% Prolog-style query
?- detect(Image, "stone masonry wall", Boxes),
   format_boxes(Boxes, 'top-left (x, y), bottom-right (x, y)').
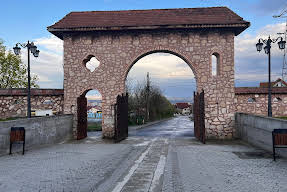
top-left (0, 115), bottom-right (73, 155)
top-left (63, 29), bottom-right (235, 139)
top-left (0, 89), bottom-right (64, 119)
top-left (235, 93), bottom-right (287, 117)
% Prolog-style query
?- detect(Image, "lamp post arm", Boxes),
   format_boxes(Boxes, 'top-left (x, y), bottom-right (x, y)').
top-left (15, 41), bottom-right (34, 49)
top-left (271, 37), bottom-right (284, 43)
top-left (258, 38), bottom-right (269, 45)
top-left (15, 42), bottom-right (28, 48)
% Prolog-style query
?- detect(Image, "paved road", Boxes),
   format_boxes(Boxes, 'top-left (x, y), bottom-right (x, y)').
top-left (1, 116), bottom-right (287, 192)
top-left (129, 116), bottom-right (194, 138)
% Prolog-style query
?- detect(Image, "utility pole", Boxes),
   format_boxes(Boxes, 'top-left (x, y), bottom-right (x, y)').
top-left (145, 72), bottom-right (150, 122)
top-left (274, 7), bottom-right (287, 81)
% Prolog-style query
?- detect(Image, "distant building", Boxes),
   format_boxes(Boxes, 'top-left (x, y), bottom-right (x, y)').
top-left (235, 79), bottom-right (287, 117)
top-left (87, 105), bottom-right (102, 119)
top-left (87, 105), bottom-right (102, 113)
top-left (259, 78), bottom-right (287, 88)
top-left (175, 102), bottom-right (192, 115)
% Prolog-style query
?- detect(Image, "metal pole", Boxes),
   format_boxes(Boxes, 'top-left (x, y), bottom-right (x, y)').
top-left (27, 41), bottom-right (31, 118)
top-left (268, 42), bottom-right (272, 117)
top-left (146, 72), bottom-right (150, 122)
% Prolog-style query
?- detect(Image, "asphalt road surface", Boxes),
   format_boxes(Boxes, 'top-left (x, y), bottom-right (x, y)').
top-left (129, 115), bottom-right (194, 138)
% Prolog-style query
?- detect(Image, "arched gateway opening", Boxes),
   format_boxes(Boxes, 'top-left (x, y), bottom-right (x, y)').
top-left (126, 52), bottom-right (196, 138)
top-left (76, 89), bottom-right (102, 139)
top-left (48, 7), bottom-right (249, 141)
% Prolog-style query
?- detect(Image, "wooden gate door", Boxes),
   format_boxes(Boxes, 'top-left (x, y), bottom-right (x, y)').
top-left (77, 95), bottom-right (87, 140)
top-left (114, 93), bottom-right (128, 142)
top-left (193, 90), bottom-right (205, 144)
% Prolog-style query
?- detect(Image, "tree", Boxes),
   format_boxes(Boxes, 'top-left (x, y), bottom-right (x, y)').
top-left (0, 39), bottom-right (39, 88)
top-left (126, 76), bottom-right (175, 125)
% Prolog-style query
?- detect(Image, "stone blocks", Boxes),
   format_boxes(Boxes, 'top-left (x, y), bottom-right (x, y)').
top-left (63, 30), bottom-right (236, 140)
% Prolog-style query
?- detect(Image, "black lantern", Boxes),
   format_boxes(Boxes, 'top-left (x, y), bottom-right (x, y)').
top-left (13, 45), bottom-right (21, 55)
top-left (30, 43), bottom-right (37, 54)
top-left (33, 50), bottom-right (40, 57)
top-left (278, 37), bottom-right (286, 50)
top-left (256, 40), bottom-right (263, 52)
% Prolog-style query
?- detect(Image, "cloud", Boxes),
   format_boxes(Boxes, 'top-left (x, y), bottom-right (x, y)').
top-left (19, 35), bottom-right (64, 88)
top-left (235, 23), bottom-right (286, 58)
top-left (86, 90), bottom-right (102, 100)
top-left (127, 53), bottom-right (196, 97)
top-left (128, 53), bottom-right (195, 81)
top-left (235, 22), bottom-right (287, 86)
top-left (86, 94), bottom-right (102, 100)
top-left (35, 35), bottom-right (63, 54)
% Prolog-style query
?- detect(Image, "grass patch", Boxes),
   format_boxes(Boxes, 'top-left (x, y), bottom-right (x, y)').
top-left (275, 116), bottom-right (287, 120)
top-left (87, 122), bottom-right (102, 132)
top-left (0, 117), bottom-right (19, 122)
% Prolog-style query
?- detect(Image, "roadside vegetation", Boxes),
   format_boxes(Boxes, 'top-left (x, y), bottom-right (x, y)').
top-left (275, 116), bottom-right (287, 120)
top-left (127, 77), bottom-right (175, 126)
top-left (0, 117), bottom-right (19, 122)
top-left (87, 122), bottom-right (102, 131)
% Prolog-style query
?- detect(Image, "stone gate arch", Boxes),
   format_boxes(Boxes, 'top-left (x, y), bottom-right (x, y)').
top-left (48, 7), bottom-right (250, 140)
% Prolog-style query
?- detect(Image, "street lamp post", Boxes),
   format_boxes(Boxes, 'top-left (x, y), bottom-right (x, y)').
top-left (13, 41), bottom-right (40, 118)
top-left (256, 36), bottom-right (286, 117)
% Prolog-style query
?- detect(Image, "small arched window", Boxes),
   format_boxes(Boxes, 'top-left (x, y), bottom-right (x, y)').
top-left (211, 53), bottom-right (220, 76)
top-left (83, 55), bottom-right (100, 72)
top-left (247, 98), bottom-right (256, 103)
top-left (43, 100), bottom-right (53, 105)
top-left (273, 97), bottom-right (282, 102)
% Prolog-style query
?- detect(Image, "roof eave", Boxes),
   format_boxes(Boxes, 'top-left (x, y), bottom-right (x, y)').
top-left (48, 22), bottom-right (250, 40)
top-left (235, 87), bottom-right (287, 95)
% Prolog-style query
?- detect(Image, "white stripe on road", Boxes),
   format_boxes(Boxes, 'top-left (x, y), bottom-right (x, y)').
top-left (149, 155), bottom-right (167, 192)
top-left (164, 138), bottom-right (168, 144)
top-left (111, 138), bottom-right (157, 192)
top-left (134, 141), bottom-right (150, 147)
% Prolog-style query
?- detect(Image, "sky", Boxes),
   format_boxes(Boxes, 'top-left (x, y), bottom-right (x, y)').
top-left (1, 0), bottom-right (287, 100)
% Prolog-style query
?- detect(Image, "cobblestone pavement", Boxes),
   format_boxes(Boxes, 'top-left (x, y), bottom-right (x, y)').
top-left (1, 116), bottom-right (287, 192)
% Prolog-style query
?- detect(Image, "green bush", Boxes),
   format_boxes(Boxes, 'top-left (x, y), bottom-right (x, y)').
top-left (87, 122), bottom-right (102, 132)
top-left (275, 116), bottom-right (287, 120)
top-left (0, 117), bottom-right (19, 122)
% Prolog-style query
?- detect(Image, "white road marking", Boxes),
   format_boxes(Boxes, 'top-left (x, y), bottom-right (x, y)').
top-left (58, 141), bottom-right (66, 144)
top-left (164, 139), bottom-right (168, 144)
top-left (134, 141), bottom-right (150, 147)
top-left (111, 138), bottom-right (157, 192)
top-left (149, 155), bottom-right (167, 192)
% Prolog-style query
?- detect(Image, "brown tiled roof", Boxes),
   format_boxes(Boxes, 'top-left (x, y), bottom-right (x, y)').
top-left (48, 7), bottom-right (250, 39)
top-left (235, 87), bottom-right (287, 94)
top-left (176, 102), bottom-right (191, 109)
top-left (0, 89), bottom-right (64, 96)
top-left (259, 78), bottom-right (287, 88)
top-left (87, 106), bottom-right (102, 111)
